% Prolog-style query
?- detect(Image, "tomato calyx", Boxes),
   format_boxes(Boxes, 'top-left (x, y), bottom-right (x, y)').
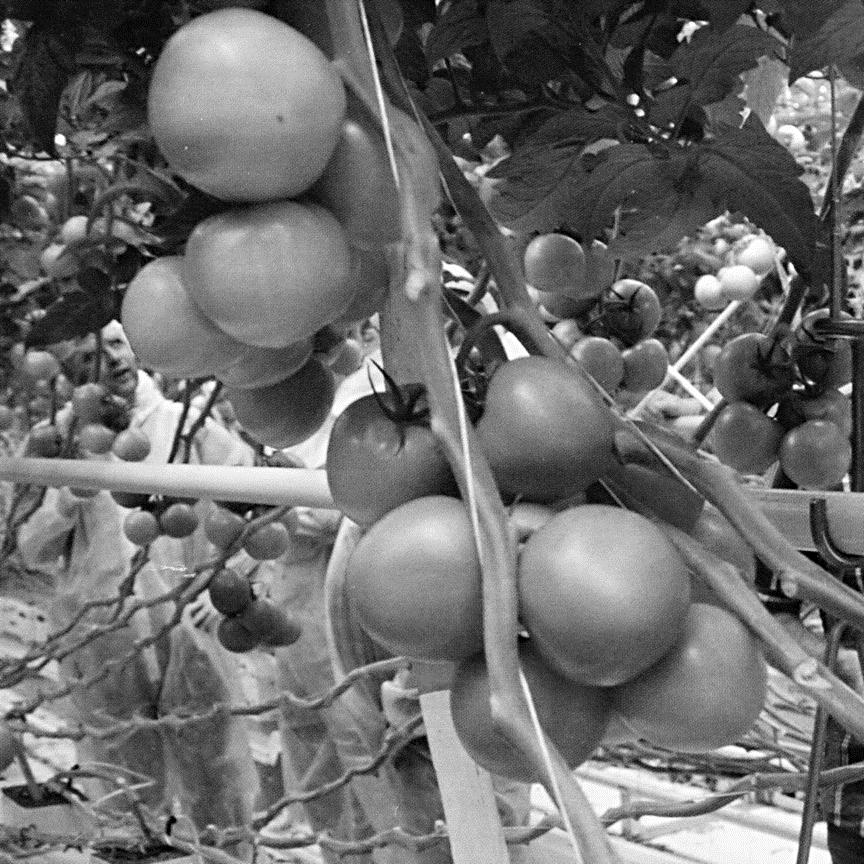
top-left (367, 360), bottom-right (430, 441)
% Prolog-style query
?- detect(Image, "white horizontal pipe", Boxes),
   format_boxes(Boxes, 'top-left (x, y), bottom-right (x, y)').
top-left (0, 458), bottom-right (335, 508)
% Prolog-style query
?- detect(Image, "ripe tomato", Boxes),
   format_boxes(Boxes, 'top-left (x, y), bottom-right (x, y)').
top-left (518, 505), bottom-right (691, 686)
top-left (620, 338), bottom-right (669, 393)
top-left (78, 423), bottom-right (117, 455)
top-left (713, 332), bottom-right (794, 407)
top-left (243, 521), bottom-right (291, 560)
top-left (183, 200), bottom-right (354, 349)
top-left (615, 603), bottom-right (767, 752)
top-left (218, 340), bottom-right (313, 390)
top-left (123, 510), bottom-right (161, 547)
top-left (712, 401), bottom-right (783, 475)
top-left (777, 388), bottom-right (852, 438)
top-left (148, 9), bottom-right (346, 202)
top-left (71, 383), bottom-right (108, 424)
top-left (779, 419), bottom-right (852, 490)
top-left (450, 643), bottom-right (613, 783)
top-left (208, 568), bottom-right (253, 616)
top-left (159, 502), bottom-right (199, 538)
top-left (693, 273), bottom-right (725, 310)
top-left (239, 600), bottom-right (303, 647)
top-left (217, 617), bottom-right (259, 652)
top-left (21, 350), bottom-right (60, 383)
top-left (332, 250), bottom-right (389, 327)
top-left (326, 392), bottom-right (456, 526)
top-left (735, 236), bottom-right (775, 276)
top-left (476, 356), bottom-right (617, 503)
top-left (121, 256), bottom-right (243, 378)
top-left (569, 336), bottom-right (624, 392)
top-left (601, 279), bottom-right (661, 346)
top-left (111, 428), bottom-right (151, 462)
top-left (346, 496), bottom-right (483, 661)
top-left (225, 356), bottom-right (335, 448)
top-left (204, 505), bottom-right (247, 550)
top-left (523, 233), bottom-right (590, 299)
top-left (311, 97), bottom-right (401, 250)
top-left (717, 264), bottom-right (760, 301)
top-left (688, 504), bottom-right (756, 585)
top-left (28, 425), bottom-right (63, 457)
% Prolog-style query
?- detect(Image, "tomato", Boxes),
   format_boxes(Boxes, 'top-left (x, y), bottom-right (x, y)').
top-left (159, 502), bottom-right (199, 538)
top-left (599, 462), bottom-right (705, 531)
top-left (777, 388), bottom-right (852, 438)
top-left (204, 505), bottom-right (247, 550)
top-left (208, 568), bottom-right (253, 616)
top-left (779, 419), bottom-right (852, 490)
top-left (332, 250), bottom-right (389, 327)
top-left (225, 356), bottom-right (335, 448)
top-left (0, 723), bottom-right (18, 772)
top-left (311, 96), bottom-right (401, 250)
top-left (21, 350), bottom-right (60, 383)
top-left (535, 289), bottom-right (596, 320)
top-left (550, 318), bottom-right (583, 350)
top-left (326, 392), bottom-right (456, 526)
top-left (600, 279), bottom-right (661, 346)
top-left (121, 256), bottom-right (243, 378)
top-left (218, 340), bottom-right (313, 390)
top-left (450, 643), bottom-right (613, 783)
top-left (123, 510), bottom-right (161, 547)
top-left (71, 383), bottom-right (109, 424)
top-left (620, 338), bottom-right (669, 393)
top-left (569, 336), bottom-right (624, 392)
top-left (243, 521), bottom-right (291, 560)
top-left (518, 505), bottom-right (691, 686)
top-left (688, 504), bottom-right (756, 585)
top-left (28, 425), bottom-right (62, 457)
top-left (476, 357), bottom-right (617, 503)
top-left (217, 617), bottom-right (259, 652)
top-left (713, 332), bottom-right (795, 407)
top-left (111, 428), bottom-right (151, 462)
top-left (523, 233), bottom-right (590, 298)
top-left (346, 496), bottom-right (483, 661)
top-left (735, 237), bottom-right (775, 276)
top-left (507, 502), bottom-right (556, 543)
top-left (148, 9), bottom-right (345, 202)
top-left (236, 598), bottom-right (302, 647)
top-left (614, 603), bottom-right (767, 752)
top-left (717, 264), bottom-right (760, 301)
top-left (78, 422), bottom-right (117, 455)
top-left (711, 401), bottom-right (783, 475)
top-left (183, 200), bottom-right (354, 349)
top-left (326, 338), bottom-right (364, 377)
top-left (693, 273), bottom-right (725, 311)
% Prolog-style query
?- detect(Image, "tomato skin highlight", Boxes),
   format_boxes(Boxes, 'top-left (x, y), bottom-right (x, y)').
top-left (451, 643), bottom-right (613, 782)
top-left (148, 9), bottom-right (346, 202)
top-left (346, 496), bottom-right (483, 661)
top-left (476, 356), bottom-right (617, 503)
top-left (326, 394), bottom-right (457, 526)
top-left (518, 505), bottom-right (691, 686)
top-left (184, 200), bottom-right (354, 349)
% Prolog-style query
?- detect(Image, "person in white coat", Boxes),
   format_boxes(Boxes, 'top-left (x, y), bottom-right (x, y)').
top-left (17, 321), bottom-right (259, 842)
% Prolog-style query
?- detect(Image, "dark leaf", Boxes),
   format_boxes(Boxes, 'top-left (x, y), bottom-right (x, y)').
top-left (11, 25), bottom-right (77, 153)
top-left (786, 0), bottom-right (864, 80)
top-left (76, 266), bottom-right (111, 297)
top-left (706, 0), bottom-right (754, 31)
top-left (672, 24), bottom-right (780, 108)
top-left (25, 288), bottom-right (114, 347)
top-left (425, 0), bottom-right (488, 65)
top-left (697, 117), bottom-right (821, 278)
top-left (486, 106), bottom-right (626, 233)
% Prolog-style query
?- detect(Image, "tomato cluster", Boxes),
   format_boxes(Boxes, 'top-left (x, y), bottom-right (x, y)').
top-left (525, 233), bottom-right (670, 398)
top-left (710, 310), bottom-right (852, 489)
top-left (122, 8), bottom-right (416, 450)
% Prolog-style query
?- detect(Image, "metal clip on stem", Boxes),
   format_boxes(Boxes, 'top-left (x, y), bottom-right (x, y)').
top-left (809, 498), bottom-right (864, 571)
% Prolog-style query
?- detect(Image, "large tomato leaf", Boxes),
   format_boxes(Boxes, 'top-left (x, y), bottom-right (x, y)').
top-left (486, 106), bottom-right (625, 233)
top-left (25, 287), bottom-right (115, 348)
top-left (669, 24), bottom-right (780, 108)
top-left (705, 1), bottom-right (756, 31)
top-left (785, 0), bottom-right (864, 80)
top-left (424, 0), bottom-right (488, 65)
top-left (696, 118), bottom-right (822, 278)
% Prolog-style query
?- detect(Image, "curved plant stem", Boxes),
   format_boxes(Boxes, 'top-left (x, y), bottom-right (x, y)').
top-left (666, 526), bottom-right (864, 742)
top-left (618, 426), bottom-right (864, 630)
